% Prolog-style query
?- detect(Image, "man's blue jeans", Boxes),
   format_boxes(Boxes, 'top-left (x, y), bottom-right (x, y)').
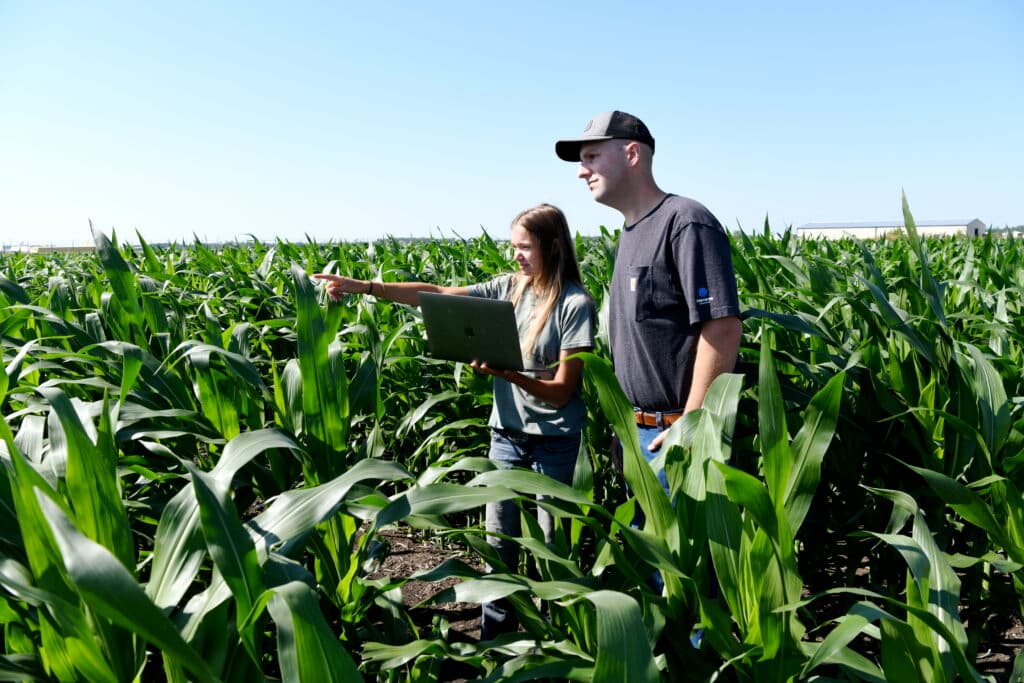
top-left (634, 424), bottom-right (669, 594)
top-left (637, 424), bottom-right (670, 493)
top-left (637, 420), bottom-right (711, 648)
top-left (480, 429), bottom-right (580, 640)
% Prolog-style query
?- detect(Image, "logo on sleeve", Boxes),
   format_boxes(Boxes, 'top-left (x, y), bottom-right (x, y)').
top-left (697, 286), bottom-right (714, 306)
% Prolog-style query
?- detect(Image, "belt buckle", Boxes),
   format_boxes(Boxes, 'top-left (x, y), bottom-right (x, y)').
top-left (635, 408), bottom-right (679, 429)
top-left (634, 410), bottom-right (658, 428)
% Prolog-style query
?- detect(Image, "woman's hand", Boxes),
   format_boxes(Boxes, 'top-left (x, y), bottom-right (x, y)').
top-left (469, 360), bottom-right (509, 379)
top-left (470, 361), bottom-right (524, 388)
top-left (313, 273), bottom-right (366, 301)
top-left (470, 350), bottom-right (585, 408)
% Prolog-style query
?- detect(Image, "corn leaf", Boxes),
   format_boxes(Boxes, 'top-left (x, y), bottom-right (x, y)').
top-left (186, 463), bottom-right (265, 645)
top-left (784, 370), bottom-right (845, 534)
top-left (580, 590), bottom-right (659, 683)
top-left (961, 342), bottom-right (1011, 458)
top-left (290, 264), bottom-right (349, 471)
top-left (267, 580), bottom-right (362, 682)
top-left (148, 428), bottom-right (304, 609)
top-left (2, 451), bottom-right (111, 682)
top-left (758, 330), bottom-right (792, 508)
top-left (251, 457), bottom-right (410, 556)
top-left (900, 192), bottom-right (948, 327)
top-left (91, 224), bottom-right (147, 346)
top-left (35, 491), bottom-right (216, 683)
top-left (579, 352), bottom-right (675, 539)
top-left (38, 387), bottom-right (134, 569)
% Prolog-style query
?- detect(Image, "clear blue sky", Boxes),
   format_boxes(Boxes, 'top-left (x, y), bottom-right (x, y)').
top-left (2, 1), bottom-right (1021, 247)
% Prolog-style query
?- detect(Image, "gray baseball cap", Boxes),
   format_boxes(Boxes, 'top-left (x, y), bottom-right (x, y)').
top-left (555, 111), bottom-right (655, 162)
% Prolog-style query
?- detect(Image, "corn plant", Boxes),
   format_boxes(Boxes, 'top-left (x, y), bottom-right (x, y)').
top-left (2, 206), bottom-right (1022, 681)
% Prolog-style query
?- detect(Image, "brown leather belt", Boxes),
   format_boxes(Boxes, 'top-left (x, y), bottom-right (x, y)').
top-left (634, 410), bottom-right (683, 428)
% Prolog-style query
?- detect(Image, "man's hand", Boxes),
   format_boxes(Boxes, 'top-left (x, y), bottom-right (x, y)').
top-left (648, 430), bottom-right (667, 452)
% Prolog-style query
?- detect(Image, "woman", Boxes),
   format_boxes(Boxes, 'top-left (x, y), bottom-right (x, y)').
top-left (315, 203), bottom-right (594, 638)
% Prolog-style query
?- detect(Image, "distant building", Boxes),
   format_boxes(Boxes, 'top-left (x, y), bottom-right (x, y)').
top-left (796, 219), bottom-right (988, 240)
top-left (0, 244), bottom-right (94, 254)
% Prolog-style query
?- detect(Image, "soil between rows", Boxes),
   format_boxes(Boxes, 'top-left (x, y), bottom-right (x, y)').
top-left (369, 527), bottom-right (1022, 682)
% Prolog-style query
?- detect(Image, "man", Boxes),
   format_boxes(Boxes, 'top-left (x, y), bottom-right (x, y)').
top-left (555, 110), bottom-right (742, 477)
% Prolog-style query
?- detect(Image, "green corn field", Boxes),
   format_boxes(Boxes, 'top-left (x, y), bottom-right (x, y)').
top-left (1, 197), bottom-right (1022, 682)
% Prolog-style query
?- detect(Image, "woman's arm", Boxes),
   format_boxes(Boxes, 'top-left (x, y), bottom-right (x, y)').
top-left (313, 273), bottom-right (468, 306)
top-left (472, 346), bottom-right (589, 408)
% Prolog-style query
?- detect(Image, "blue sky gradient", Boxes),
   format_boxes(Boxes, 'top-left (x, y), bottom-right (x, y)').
top-left (2, 1), bottom-right (1021, 246)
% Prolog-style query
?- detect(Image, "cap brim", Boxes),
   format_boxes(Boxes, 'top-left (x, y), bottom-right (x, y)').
top-left (555, 136), bottom-right (612, 162)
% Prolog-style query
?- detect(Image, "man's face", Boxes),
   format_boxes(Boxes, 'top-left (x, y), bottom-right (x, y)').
top-left (577, 139), bottom-right (628, 207)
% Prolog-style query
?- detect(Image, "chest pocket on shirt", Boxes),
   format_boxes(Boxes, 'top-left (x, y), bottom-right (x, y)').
top-left (630, 265), bottom-right (684, 322)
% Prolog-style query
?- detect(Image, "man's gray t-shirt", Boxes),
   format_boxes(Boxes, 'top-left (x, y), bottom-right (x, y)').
top-left (467, 274), bottom-right (594, 435)
top-left (609, 194), bottom-right (741, 411)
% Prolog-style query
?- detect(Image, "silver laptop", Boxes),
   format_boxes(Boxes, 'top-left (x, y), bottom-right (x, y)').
top-left (419, 292), bottom-right (542, 371)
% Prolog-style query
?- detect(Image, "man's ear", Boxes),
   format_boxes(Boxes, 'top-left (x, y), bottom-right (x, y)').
top-left (624, 141), bottom-right (642, 166)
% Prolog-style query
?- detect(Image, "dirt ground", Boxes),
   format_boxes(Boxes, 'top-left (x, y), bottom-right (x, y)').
top-left (372, 528), bottom-right (484, 642)
top-left (976, 616), bottom-right (1024, 679)
top-left (371, 527), bottom-right (1022, 682)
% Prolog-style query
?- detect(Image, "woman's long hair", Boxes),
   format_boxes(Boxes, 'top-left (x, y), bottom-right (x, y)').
top-left (508, 203), bottom-right (590, 358)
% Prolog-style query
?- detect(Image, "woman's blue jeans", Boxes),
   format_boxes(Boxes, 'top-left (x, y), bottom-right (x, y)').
top-left (480, 429), bottom-right (580, 640)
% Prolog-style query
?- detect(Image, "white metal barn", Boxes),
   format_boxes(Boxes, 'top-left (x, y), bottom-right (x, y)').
top-left (796, 219), bottom-right (988, 240)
